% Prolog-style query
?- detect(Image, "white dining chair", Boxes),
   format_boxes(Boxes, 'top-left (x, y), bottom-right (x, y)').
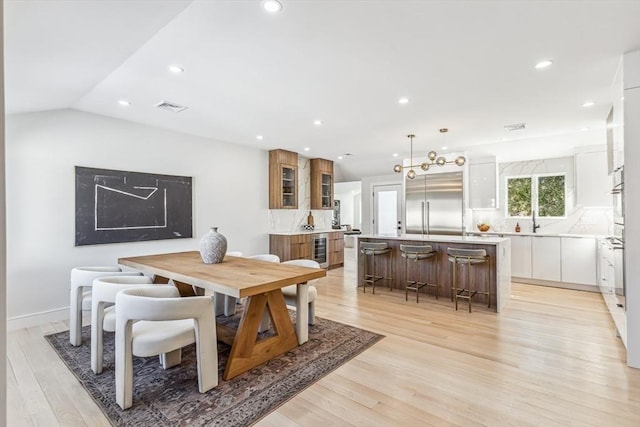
top-left (90, 275), bottom-right (156, 374)
top-left (69, 266), bottom-right (142, 346)
top-left (281, 259), bottom-right (320, 325)
top-left (115, 286), bottom-right (217, 410)
top-left (247, 254), bottom-right (281, 263)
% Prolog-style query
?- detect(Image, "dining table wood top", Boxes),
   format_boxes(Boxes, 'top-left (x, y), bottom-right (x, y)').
top-left (118, 251), bottom-right (326, 298)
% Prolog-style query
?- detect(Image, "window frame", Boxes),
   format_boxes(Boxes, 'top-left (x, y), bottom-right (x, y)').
top-left (505, 172), bottom-right (567, 219)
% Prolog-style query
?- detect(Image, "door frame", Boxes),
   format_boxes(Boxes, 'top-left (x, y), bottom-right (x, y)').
top-left (372, 183), bottom-right (402, 236)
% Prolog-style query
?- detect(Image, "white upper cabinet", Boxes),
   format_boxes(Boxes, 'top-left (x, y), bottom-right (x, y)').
top-left (575, 150), bottom-right (612, 207)
top-left (469, 157), bottom-right (498, 209)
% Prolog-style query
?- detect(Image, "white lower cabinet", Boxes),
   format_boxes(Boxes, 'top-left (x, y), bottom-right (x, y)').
top-left (510, 235), bottom-right (532, 278)
top-left (561, 237), bottom-right (597, 285)
top-left (531, 236), bottom-right (561, 282)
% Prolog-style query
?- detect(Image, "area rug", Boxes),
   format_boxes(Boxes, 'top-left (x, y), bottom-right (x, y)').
top-left (45, 313), bottom-right (383, 426)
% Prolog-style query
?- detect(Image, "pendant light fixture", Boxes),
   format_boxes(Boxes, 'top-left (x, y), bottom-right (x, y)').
top-left (393, 129), bottom-right (466, 179)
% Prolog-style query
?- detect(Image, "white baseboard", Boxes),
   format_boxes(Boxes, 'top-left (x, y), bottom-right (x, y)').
top-left (8, 307), bottom-right (68, 331)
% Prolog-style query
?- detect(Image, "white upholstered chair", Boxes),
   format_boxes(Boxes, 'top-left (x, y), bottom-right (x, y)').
top-left (91, 275), bottom-right (155, 374)
top-left (247, 254), bottom-right (281, 263)
top-left (281, 259), bottom-right (320, 325)
top-left (115, 286), bottom-right (217, 410)
top-left (69, 266), bottom-right (142, 346)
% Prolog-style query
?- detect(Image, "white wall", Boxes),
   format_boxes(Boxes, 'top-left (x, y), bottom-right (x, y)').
top-left (360, 174), bottom-right (402, 234)
top-left (623, 49), bottom-right (640, 368)
top-left (1, 1), bottom-right (7, 420)
top-left (471, 155), bottom-right (612, 235)
top-left (334, 181), bottom-right (361, 229)
top-left (6, 109), bottom-right (269, 328)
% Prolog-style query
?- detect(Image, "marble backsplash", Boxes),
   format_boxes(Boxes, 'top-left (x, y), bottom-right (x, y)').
top-left (268, 156), bottom-right (335, 233)
top-left (470, 156), bottom-right (613, 236)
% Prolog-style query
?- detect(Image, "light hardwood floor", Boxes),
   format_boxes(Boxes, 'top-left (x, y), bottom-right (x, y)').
top-left (8, 248), bottom-right (640, 426)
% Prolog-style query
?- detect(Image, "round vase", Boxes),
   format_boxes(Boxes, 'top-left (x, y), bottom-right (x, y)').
top-left (199, 227), bottom-right (227, 264)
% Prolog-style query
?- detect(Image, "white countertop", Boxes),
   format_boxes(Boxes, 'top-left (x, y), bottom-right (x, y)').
top-left (465, 231), bottom-right (601, 239)
top-left (358, 233), bottom-right (509, 245)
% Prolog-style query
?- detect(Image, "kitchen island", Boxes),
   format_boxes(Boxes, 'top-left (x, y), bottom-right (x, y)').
top-left (357, 234), bottom-right (511, 312)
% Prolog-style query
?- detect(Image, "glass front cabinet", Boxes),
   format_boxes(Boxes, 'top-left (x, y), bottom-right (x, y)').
top-left (311, 158), bottom-right (334, 210)
top-left (269, 149), bottom-right (298, 209)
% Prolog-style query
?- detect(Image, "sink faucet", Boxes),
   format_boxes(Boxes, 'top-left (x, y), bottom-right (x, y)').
top-left (532, 211), bottom-right (541, 233)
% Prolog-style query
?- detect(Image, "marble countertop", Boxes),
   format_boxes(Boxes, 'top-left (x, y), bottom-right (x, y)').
top-left (465, 231), bottom-right (602, 238)
top-left (358, 233), bottom-right (509, 245)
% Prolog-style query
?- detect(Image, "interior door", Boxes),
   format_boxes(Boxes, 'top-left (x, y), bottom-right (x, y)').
top-left (373, 184), bottom-right (402, 236)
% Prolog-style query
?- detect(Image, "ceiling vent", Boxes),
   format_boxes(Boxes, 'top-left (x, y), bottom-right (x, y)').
top-left (504, 123), bottom-right (526, 131)
top-left (154, 100), bottom-right (188, 113)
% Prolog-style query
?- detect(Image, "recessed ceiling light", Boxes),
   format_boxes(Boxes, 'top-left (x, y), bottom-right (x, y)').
top-left (392, 153), bottom-right (399, 157)
top-left (118, 100), bottom-right (130, 106)
top-left (337, 156), bottom-right (344, 160)
top-left (441, 146), bottom-right (448, 151)
top-left (168, 65), bottom-right (184, 73)
top-left (304, 147), bottom-right (310, 151)
top-left (398, 97), bottom-right (409, 104)
top-left (313, 120), bottom-right (323, 126)
top-left (582, 101), bottom-right (595, 107)
top-left (580, 127), bottom-right (589, 132)
top-left (256, 135), bottom-right (264, 140)
top-left (263, 0), bottom-right (282, 13)
top-left (535, 60), bottom-right (553, 69)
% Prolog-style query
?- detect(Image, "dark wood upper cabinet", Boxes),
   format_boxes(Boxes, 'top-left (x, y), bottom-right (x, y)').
top-left (310, 158), bottom-right (333, 210)
top-left (269, 149), bottom-right (298, 209)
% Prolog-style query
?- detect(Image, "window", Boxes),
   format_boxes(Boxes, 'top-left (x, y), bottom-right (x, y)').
top-left (506, 174), bottom-right (565, 218)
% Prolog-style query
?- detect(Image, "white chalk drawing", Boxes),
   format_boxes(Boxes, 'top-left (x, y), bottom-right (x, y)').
top-left (94, 184), bottom-right (167, 230)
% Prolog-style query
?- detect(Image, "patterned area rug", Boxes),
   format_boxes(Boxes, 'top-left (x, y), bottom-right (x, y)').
top-left (46, 313), bottom-right (383, 426)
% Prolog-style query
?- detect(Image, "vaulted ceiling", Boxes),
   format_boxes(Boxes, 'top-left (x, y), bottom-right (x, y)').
top-left (5, 0), bottom-right (640, 180)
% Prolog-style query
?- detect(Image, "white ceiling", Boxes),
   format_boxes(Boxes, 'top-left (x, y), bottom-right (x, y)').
top-left (5, 0), bottom-right (640, 181)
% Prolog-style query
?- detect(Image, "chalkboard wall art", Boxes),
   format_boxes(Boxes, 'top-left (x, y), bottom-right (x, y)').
top-left (75, 166), bottom-right (193, 246)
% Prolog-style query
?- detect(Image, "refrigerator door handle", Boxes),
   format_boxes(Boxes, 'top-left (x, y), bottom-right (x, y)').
top-left (426, 201), bottom-right (430, 234)
top-left (421, 201), bottom-right (425, 234)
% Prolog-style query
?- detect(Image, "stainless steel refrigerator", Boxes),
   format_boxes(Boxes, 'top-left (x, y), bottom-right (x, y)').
top-left (405, 171), bottom-right (464, 235)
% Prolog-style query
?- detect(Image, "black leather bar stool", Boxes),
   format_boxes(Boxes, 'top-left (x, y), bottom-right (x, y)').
top-left (447, 248), bottom-right (490, 312)
top-left (360, 242), bottom-right (393, 294)
top-left (399, 244), bottom-right (439, 302)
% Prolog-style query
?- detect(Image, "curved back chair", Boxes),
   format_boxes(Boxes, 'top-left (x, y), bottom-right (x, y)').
top-left (399, 244), bottom-right (439, 302)
top-left (359, 242), bottom-right (393, 294)
top-left (115, 286), bottom-right (217, 410)
top-left (447, 248), bottom-right (490, 312)
top-left (246, 254), bottom-right (281, 263)
top-left (69, 266), bottom-right (142, 346)
top-left (90, 275), bottom-right (154, 374)
top-left (281, 259), bottom-right (321, 325)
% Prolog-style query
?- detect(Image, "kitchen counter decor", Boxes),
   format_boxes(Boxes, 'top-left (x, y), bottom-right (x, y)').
top-left (199, 227), bottom-right (227, 264)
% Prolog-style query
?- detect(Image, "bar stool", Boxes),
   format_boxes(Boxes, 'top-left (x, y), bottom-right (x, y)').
top-left (400, 244), bottom-right (439, 302)
top-left (360, 242), bottom-right (393, 294)
top-left (447, 248), bottom-right (490, 312)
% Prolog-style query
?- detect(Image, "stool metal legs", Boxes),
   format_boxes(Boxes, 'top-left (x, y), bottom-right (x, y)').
top-left (362, 251), bottom-right (393, 294)
top-left (450, 256), bottom-right (490, 313)
top-left (404, 255), bottom-right (439, 302)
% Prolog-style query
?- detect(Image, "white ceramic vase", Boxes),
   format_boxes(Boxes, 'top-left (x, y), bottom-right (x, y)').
top-left (199, 227), bottom-right (227, 264)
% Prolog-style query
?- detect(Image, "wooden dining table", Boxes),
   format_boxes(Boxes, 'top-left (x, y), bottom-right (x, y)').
top-left (118, 251), bottom-right (326, 380)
